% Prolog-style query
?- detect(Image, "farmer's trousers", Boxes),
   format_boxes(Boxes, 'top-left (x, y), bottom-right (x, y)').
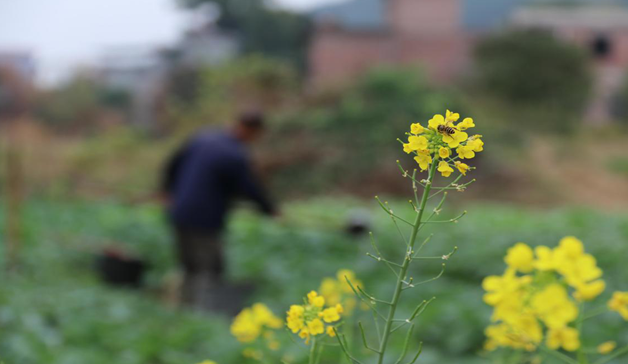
top-left (174, 228), bottom-right (224, 310)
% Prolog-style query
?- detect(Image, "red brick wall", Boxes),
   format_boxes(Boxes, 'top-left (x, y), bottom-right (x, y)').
top-left (388, 0), bottom-right (461, 36)
top-left (309, 29), bottom-right (396, 88)
top-left (308, 0), bottom-right (469, 88)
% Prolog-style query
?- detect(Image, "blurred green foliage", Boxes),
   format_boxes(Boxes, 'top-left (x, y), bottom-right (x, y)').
top-left (264, 67), bottom-right (459, 196)
top-left (606, 155), bottom-right (628, 177)
top-left (178, 0), bottom-right (311, 70)
top-left (35, 76), bottom-right (131, 133)
top-left (474, 30), bottom-right (593, 132)
top-left (164, 56), bottom-right (298, 134)
top-left (1, 198), bottom-right (627, 363)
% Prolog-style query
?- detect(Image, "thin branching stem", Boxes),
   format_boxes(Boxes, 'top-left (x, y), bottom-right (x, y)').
top-left (405, 342), bottom-right (424, 364)
top-left (345, 276), bottom-right (388, 321)
top-left (423, 210), bottom-right (467, 224)
top-left (390, 215), bottom-right (409, 246)
top-left (376, 161), bottom-right (438, 364)
top-left (369, 234), bottom-right (401, 278)
top-left (366, 253), bottom-right (403, 268)
top-left (428, 174), bottom-right (463, 199)
top-left (335, 330), bottom-right (365, 364)
top-left (540, 345), bottom-right (579, 364)
top-left (372, 310), bottom-right (382, 342)
top-left (413, 264), bottom-right (446, 286)
top-left (394, 324), bottom-right (415, 364)
top-left (359, 322), bottom-right (380, 353)
top-left (357, 285), bottom-right (392, 305)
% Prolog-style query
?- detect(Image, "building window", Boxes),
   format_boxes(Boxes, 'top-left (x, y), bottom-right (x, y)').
top-left (591, 35), bottom-right (612, 59)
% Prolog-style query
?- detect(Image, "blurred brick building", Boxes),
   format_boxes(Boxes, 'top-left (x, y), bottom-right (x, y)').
top-left (511, 4), bottom-right (628, 122)
top-left (308, 0), bottom-right (628, 121)
top-left (309, 0), bottom-right (474, 87)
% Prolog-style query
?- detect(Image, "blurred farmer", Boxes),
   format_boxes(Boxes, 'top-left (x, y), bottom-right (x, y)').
top-left (162, 111), bottom-right (276, 310)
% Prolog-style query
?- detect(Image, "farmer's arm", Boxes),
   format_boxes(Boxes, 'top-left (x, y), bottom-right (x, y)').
top-left (234, 157), bottom-right (276, 216)
top-left (161, 145), bottom-right (187, 201)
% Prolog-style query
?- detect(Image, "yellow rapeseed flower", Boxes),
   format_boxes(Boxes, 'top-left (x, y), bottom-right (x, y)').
top-left (469, 137), bottom-right (483, 152)
top-left (243, 348), bottom-right (263, 360)
top-left (442, 130), bottom-right (468, 148)
top-left (573, 280), bottom-right (606, 301)
top-left (546, 326), bottom-right (580, 352)
top-left (446, 109), bottom-right (460, 122)
top-left (308, 291), bottom-right (325, 307)
top-left (411, 123), bottom-right (424, 134)
top-left (531, 284), bottom-right (578, 329)
top-left (407, 135), bottom-right (428, 151)
top-left (299, 328), bottom-right (310, 344)
top-left (320, 307), bottom-right (341, 323)
top-left (608, 291), bottom-right (628, 320)
top-left (288, 290), bottom-right (344, 344)
top-left (597, 341), bottom-right (616, 354)
top-left (457, 117), bottom-right (475, 130)
top-left (482, 268), bottom-right (531, 308)
top-left (437, 161), bottom-right (454, 177)
top-left (197, 361), bottom-right (217, 364)
top-left (307, 318), bottom-right (325, 335)
top-left (414, 152), bottom-right (432, 171)
top-left (454, 161), bottom-right (469, 175)
top-left (534, 246), bottom-right (556, 271)
top-left (504, 243), bottom-right (535, 273)
top-left (456, 145), bottom-right (475, 159)
top-left (428, 114), bottom-right (446, 130)
top-left (402, 110), bottom-right (483, 177)
top-left (483, 237), bottom-right (616, 354)
top-left (319, 270), bottom-right (361, 314)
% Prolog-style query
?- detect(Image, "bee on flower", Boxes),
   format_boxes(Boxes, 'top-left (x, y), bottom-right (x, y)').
top-left (401, 110), bottom-right (483, 177)
top-left (286, 290), bottom-right (343, 345)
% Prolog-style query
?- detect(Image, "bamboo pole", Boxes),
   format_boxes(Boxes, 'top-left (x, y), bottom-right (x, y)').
top-left (3, 121), bottom-right (25, 273)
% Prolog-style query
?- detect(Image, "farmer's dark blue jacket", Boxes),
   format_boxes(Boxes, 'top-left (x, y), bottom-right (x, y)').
top-left (163, 129), bottom-right (274, 231)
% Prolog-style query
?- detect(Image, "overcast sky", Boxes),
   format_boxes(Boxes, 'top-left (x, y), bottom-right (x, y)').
top-left (0, 0), bottom-right (344, 85)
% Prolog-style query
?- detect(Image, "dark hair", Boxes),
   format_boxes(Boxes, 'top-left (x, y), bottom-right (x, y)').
top-left (238, 110), bottom-right (265, 130)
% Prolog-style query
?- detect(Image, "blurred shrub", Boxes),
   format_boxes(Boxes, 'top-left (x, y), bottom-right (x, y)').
top-left (263, 67), bottom-right (459, 196)
top-left (606, 155), bottom-right (628, 177)
top-left (35, 76), bottom-right (131, 133)
top-left (163, 55), bottom-right (299, 134)
top-left (179, 0), bottom-right (311, 71)
top-left (474, 30), bottom-right (592, 131)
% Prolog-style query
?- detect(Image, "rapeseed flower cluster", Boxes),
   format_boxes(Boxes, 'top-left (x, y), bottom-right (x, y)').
top-left (230, 303), bottom-right (283, 359)
top-left (286, 291), bottom-right (343, 344)
top-left (609, 291), bottom-right (628, 320)
top-left (402, 110), bottom-right (483, 177)
top-left (483, 237), bottom-right (606, 352)
top-left (319, 269), bottom-right (363, 314)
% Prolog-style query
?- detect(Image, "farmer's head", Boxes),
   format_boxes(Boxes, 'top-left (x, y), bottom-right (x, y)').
top-left (232, 109), bottom-right (265, 143)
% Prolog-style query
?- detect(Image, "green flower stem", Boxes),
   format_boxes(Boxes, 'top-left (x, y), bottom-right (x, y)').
top-left (578, 306), bottom-right (609, 322)
top-left (309, 338), bottom-right (317, 364)
top-left (376, 160), bottom-right (438, 364)
top-left (594, 345), bottom-right (628, 364)
top-left (577, 302), bottom-right (589, 364)
top-left (540, 345), bottom-right (579, 364)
